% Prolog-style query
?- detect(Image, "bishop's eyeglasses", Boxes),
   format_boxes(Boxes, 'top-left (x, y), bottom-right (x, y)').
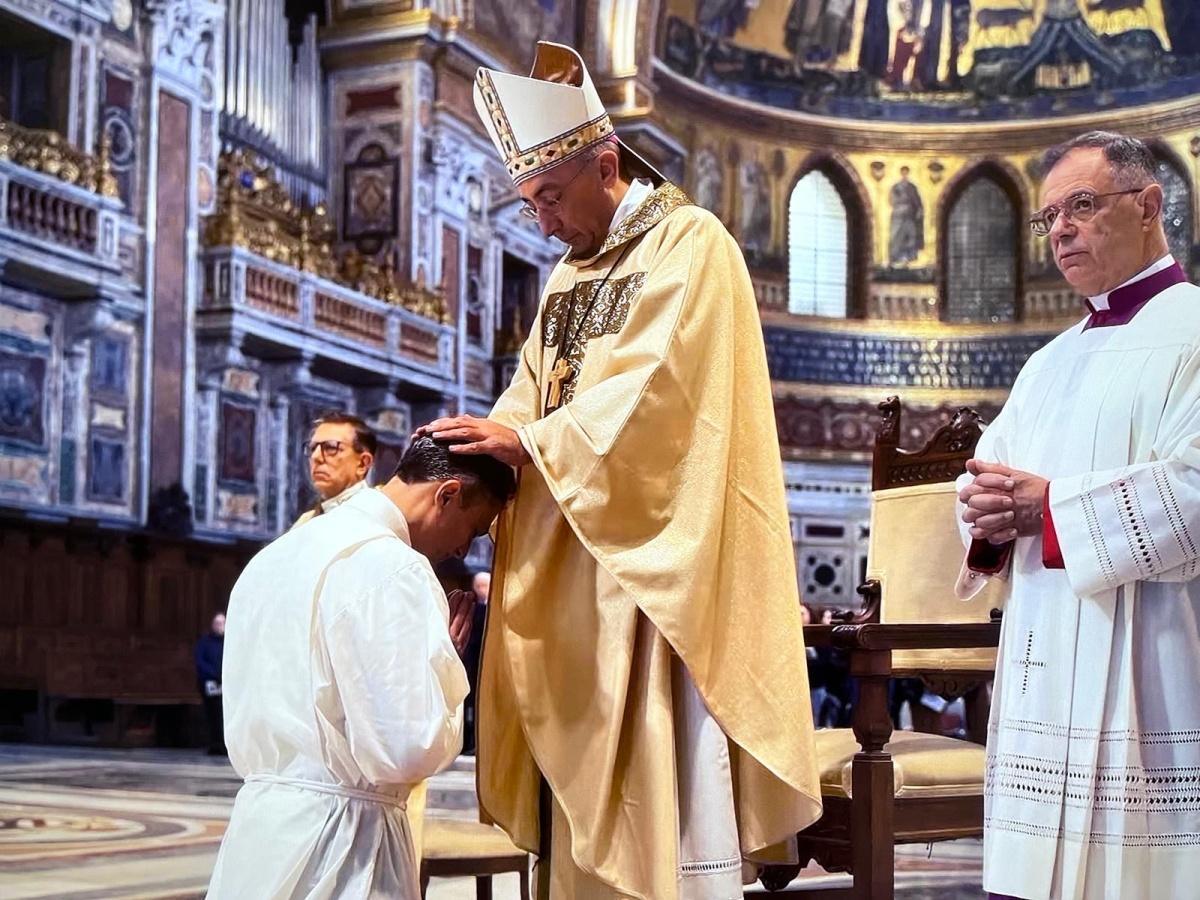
top-left (1028, 188), bottom-right (1143, 236)
top-left (518, 157), bottom-right (591, 221)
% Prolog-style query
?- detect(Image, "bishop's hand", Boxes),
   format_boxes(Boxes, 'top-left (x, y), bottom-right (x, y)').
top-left (958, 458), bottom-right (1049, 545)
top-left (414, 416), bottom-right (532, 468)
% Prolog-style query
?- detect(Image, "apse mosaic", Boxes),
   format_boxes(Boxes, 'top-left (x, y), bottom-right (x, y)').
top-left (662, 0), bottom-right (1200, 121)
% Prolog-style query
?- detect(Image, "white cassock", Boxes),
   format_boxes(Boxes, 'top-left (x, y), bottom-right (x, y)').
top-left (291, 478), bottom-right (368, 529)
top-left (207, 487), bottom-right (468, 900)
top-left (957, 256), bottom-right (1200, 900)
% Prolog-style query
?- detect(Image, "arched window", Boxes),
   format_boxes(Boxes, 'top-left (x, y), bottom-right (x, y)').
top-left (944, 176), bottom-right (1018, 323)
top-left (1154, 154), bottom-right (1192, 268)
top-left (789, 170), bottom-right (849, 317)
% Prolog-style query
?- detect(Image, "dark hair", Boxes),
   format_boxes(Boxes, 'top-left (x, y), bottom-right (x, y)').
top-left (394, 436), bottom-right (516, 505)
top-left (585, 136), bottom-right (635, 182)
top-left (311, 411), bottom-right (377, 456)
top-left (1042, 131), bottom-right (1158, 188)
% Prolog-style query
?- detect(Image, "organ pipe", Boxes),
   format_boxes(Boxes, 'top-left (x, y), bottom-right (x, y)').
top-left (221, 1), bottom-right (325, 203)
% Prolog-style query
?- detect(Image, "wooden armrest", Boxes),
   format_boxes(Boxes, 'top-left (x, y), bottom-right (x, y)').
top-left (801, 624), bottom-right (836, 647)
top-left (830, 622), bottom-right (1000, 652)
top-left (802, 621), bottom-right (1000, 651)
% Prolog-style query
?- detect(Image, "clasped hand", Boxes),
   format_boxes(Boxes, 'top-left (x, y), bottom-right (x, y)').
top-left (446, 589), bottom-right (475, 656)
top-left (957, 459), bottom-right (1048, 546)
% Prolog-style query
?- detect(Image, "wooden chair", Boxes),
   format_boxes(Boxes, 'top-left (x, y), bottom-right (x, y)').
top-left (419, 817), bottom-right (531, 900)
top-left (756, 397), bottom-right (1005, 900)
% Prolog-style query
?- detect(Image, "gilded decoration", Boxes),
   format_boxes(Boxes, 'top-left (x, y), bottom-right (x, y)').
top-left (540, 271), bottom-right (645, 406)
top-left (590, 182), bottom-right (693, 259)
top-left (0, 119), bottom-right (119, 198)
top-left (203, 151), bottom-right (448, 322)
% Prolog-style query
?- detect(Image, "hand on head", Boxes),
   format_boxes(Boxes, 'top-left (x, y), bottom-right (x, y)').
top-left (958, 459), bottom-right (1049, 545)
top-left (384, 437), bottom-right (517, 563)
top-left (412, 416), bottom-right (531, 468)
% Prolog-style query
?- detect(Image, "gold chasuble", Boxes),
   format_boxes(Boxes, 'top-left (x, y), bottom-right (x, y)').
top-left (479, 183), bottom-right (822, 898)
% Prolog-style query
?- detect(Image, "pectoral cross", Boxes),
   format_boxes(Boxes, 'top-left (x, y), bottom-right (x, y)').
top-left (546, 357), bottom-right (573, 411)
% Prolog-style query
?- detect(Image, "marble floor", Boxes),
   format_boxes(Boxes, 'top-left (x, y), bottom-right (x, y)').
top-left (0, 743), bottom-right (985, 898)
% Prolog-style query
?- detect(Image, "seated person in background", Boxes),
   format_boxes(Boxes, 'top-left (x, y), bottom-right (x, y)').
top-left (292, 412), bottom-right (376, 528)
top-left (207, 437), bottom-right (516, 900)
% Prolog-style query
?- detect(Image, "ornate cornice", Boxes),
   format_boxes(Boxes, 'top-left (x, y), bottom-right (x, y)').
top-left (652, 60), bottom-right (1200, 155)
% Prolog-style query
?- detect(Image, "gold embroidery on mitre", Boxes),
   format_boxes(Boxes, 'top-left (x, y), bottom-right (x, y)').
top-left (475, 70), bottom-right (517, 160)
top-left (474, 70), bottom-right (614, 185)
top-left (541, 271), bottom-right (646, 408)
top-left (509, 115), bottom-right (614, 184)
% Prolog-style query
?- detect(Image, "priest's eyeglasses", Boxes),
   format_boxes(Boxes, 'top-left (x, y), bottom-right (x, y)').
top-left (303, 439), bottom-right (348, 459)
top-left (518, 158), bottom-right (590, 221)
top-left (1028, 189), bottom-right (1143, 236)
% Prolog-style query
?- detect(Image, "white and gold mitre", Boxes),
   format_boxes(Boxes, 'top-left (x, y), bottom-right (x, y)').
top-left (473, 42), bottom-right (660, 186)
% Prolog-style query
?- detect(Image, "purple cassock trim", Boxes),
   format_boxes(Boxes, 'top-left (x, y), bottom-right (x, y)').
top-left (1083, 262), bottom-right (1187, 330)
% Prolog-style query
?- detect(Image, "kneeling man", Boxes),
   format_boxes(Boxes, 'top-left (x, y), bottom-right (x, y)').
top-left (207, 437), bottom-right (515, 899)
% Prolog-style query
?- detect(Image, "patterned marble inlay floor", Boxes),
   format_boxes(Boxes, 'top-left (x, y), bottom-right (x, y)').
top-left (0, 744), bottom-right (985, 898)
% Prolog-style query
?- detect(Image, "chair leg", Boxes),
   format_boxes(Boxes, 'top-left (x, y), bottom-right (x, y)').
top-left (519, 862), bottom-right (532, 900)
top-left (965, 682), bottom-right (992, 746)
top-left (851, 752), bottom-right (895, 900)
top-left (420, 872), bottom-right (430, 900)
top-left (475, 874), bottom-right (493, 900)
top-left (850, 650), bottom-right (895, 900)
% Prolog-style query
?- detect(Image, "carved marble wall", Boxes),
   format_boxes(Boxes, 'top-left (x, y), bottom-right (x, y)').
top-left (0, 287), bottom-right (141, 519)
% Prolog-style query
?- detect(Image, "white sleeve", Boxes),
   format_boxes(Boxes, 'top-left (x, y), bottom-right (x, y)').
top-left (319, 559), bottom-right (469, 785)
top-left (1050, 346), bottom-right (1200, 597)
top-left (1050, 452), bottom-right (1200, 596)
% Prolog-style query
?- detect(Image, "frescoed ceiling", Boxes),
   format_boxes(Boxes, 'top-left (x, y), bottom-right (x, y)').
top-left (659, 0), bottom-right (1200, 121)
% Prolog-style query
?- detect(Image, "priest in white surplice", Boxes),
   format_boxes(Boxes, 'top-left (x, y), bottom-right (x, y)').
top-left (957, 131), bottom-right (1200, 900)
top-left (206, 438), bottom-right (515, 900)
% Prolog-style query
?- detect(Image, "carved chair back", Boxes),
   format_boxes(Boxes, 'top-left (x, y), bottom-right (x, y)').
top-left (864, 396), bottom-right (1005, 674)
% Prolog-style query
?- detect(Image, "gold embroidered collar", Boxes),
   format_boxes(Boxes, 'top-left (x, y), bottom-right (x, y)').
top-left (566, 182), bottom-right (693, 266)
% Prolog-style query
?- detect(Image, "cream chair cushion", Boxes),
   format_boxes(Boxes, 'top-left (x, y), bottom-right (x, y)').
top-left (815, 728), bottom-right (985, 799)
top-left (868, 482), bottom-right (1006, 672)
top-left (422, 818), bottom-right (527, 861)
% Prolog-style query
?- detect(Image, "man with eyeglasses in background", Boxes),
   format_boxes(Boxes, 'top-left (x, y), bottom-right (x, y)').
top-left (955, 131), bottom-right (1200, 899)
top-left (293, 412), bottom-right (377, 529)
